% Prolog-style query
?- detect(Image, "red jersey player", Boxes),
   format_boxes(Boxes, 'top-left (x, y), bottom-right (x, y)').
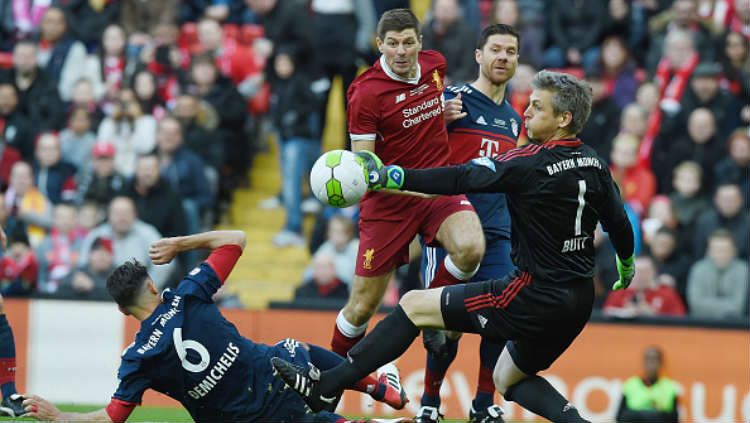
top-left (331, 9), bottom-right (485, 363)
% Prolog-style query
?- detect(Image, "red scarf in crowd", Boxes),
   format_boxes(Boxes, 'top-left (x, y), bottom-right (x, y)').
top-left (638, 52), bottom-right (699, 167)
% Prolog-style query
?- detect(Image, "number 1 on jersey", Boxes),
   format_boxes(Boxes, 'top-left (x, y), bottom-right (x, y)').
top-left (574, 180), bottom-right (586, 236)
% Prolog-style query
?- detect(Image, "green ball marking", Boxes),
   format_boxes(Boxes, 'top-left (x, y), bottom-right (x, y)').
top-left (325, 177), bottom-right (346, 207)
top-left (325, 150), bottom-right (343, 168)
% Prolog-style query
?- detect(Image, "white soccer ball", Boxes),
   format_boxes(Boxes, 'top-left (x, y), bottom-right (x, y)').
top-left (310, 150), bottom-right (368, 208)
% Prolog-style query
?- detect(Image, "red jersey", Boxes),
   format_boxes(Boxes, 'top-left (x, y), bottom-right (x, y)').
top-left (603, 286), bottom-right (686, 316)
top-left (347, 50), bottom-right (450, 169)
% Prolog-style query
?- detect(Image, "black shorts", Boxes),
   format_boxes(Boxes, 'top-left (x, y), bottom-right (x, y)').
top-left (440, 269), bottom-right (594, 374)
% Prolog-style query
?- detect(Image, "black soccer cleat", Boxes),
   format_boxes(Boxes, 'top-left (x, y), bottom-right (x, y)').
top-left (415, 405), bottom-right (443, 423)
top-left (270, 357), bottom-right (338, 413)
top-left (469, 404), bottom-right (505, 423)
top-left (0, 394), bottom-right (26, 417)
top-left (422, 329), bottom-right (449, 358)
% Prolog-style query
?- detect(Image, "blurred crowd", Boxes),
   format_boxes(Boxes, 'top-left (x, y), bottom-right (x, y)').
top-left (0, 0), bottom-right (747, 320)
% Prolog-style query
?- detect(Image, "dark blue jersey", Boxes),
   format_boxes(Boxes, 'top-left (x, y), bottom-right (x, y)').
top-left (113, 263), bottom-right (299, 422)
top-left (444, 84), bottom-right (521, 239)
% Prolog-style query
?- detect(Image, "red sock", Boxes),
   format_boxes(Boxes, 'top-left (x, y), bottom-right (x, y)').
top-left (352, 375), bottom-right (380, 395)
top-left (423, 367), bottom-right (447, 398)
top-left (477, 364), bottom-right (495, 396)
top-left (429, 260), bottom-right (464, 288)
top-left (331, 324), bottom-right (365, 357)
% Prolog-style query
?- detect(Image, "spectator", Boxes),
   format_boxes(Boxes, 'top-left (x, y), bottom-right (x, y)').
top-left (155, 116), bottom-right (212, 235)
top-left (67, 78), bottom-right (105, 128)
top-left (7, 0), bottom-right (51, 42)
top-left (3, 161), bottom-right (51, 247)
top-left (77, 142), bottom-right (126, 212)
top-left (35, 202), bottom-right (85, 293)
top-left (36, 7), bottom-right (88, 101)
top-left (619, 103), bottom-right (648, 144)
top-left (0, 229), bottom-right (38, 296)
top-left (0, 134), bottom-right (20, 192)
top-left (641, 196), bottom-right (682, 248)
top-left (0, 40), bottom-right (65, 134)
top-left (33, 132), bottom-right (77, 205)
top-left (649, 227), bottom-right (691, 304)
top-left (78, 196), bottom-right (174, 288)
top-left (59, 0), bottom-right (120, 49)
top-left (180, 0), bottom-right (243, 23)
top-left (97, 88), bottom-right (157, 177)
top-left (616, 346), bottom-right (680, 423)
top-left (693, 183), bottom-right (750, 260)
top-left (718, 31), bottom-right (750, 126)
top-left (86, 24), bottom-right (130, 103)
top-left (603, 255), bottom-right (686, 317)
top-left (59, 107), bottom-right (97, 173)
top-left (120, 153), bottom-right (188, 239)
top-left (0, 83), bottom-right (34, 161)
top-left (655, 108), bottom-right (724, 192)
top-left (307, 215), bottom-right (358, 286)
top-left (645, 0), bottom-right (715, 73)
top-left (687, 229), bottom-right (749, 319)
top-left (421, 0), bottom-right (477, 85)
top-left (669, 161), bottom-right (710, 231)
top-left (57, 236), bottom-right (114, 300)
top-left (599, 34), bottom-right (640, 109)
top-left (132, 70), bottom-right (167, 120)
top-left (489, 0), bottom-right (545, 68)
top-left (714, 128), bottom-right (750, 206)
top-left (294, 253), bottom-right (350, 301)
top-left (173, 93), bottom-right (223, 173)
top-left (270, 52), bottom-right (323, 248)
top-left (610, 133), bottom-right (657, 216)
top-left (604, 0), bottom-right (650, 65)
top-left (543, 0), bottom-right (608, 74)
top-left (679, 62), bottom-right (741, 140)
top-left (186, 54), bottom-right (247, 191)
top-left (119, 0), bottom-right (179, 39)
top-left (580, 69), bottom-right (621, 160)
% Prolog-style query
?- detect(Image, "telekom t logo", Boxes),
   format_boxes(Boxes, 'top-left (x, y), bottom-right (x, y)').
top-left (479, 138), bottom-right (500, 158)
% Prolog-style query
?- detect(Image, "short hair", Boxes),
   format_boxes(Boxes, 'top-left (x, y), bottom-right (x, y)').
top-left (530, 70), bottom-right (592, 134)
top-left (107, 259), bottom-right (149, 308)
top-left (709, 228), bottom-right (734, 243)
top-left (673, 160), bottom-right (702, 179)
top-left (377, 8), bottom-right (420, 40)
top-left (477, 24), bottom-right (520, 51)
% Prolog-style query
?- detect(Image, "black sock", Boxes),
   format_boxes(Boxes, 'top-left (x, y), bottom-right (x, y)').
top-left (504, 375), bottom-right (589, 423)
top-left (319, 306), bottom-right (420, 396)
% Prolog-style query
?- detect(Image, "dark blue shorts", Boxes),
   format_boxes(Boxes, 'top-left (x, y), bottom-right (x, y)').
top-left (439, 270), bottom-right (594, 374)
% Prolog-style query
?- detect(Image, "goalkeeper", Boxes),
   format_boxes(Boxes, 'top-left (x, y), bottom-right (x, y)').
top-left (272, 71), bottom-right (635, 423)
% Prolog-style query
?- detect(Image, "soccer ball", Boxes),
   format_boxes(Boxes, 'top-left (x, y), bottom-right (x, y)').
top-left (310, 150), bottom-right (368, 208)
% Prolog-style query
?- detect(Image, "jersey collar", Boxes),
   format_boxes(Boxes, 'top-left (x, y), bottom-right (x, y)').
top-left (542, 138), bottom-right (583, 148)
top-left (379, 55), bottom-right (421, 85)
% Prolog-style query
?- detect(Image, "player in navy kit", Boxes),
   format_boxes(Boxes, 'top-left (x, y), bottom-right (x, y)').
top-left (418, 24), bottom-right (521, 423)
top-left (20, 230), bottom-right (408, 423)
top-left (272, 71), bottom-right (636, 423)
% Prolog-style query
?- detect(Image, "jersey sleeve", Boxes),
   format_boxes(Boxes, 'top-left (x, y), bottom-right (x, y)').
top-left (599, 173), bottom-right (635, 259)
top-left (175, 244), bottom-right (242, 302)
top-left (105, 398), bottom-right (137, 423)
top-left (112, 356), bottom-right (150, 406)
top-left (347, 81), bottom-right (379, 142)
top-left (401, 152), bottom-right (531, 195)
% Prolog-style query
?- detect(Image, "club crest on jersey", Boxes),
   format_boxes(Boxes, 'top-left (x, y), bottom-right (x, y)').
top-left (362, 249), bottom-right (375, 270)
top-left (432, 70), bottom-right (442, 91)
top-left (395, 93), bottom-right (406, 104)
top-left (511, 118), bottom-right (519, 136)
top-left (471, 157), bottom-right (496, 172)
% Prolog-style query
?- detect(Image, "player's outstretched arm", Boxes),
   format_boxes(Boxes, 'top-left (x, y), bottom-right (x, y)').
top-left (149, 230), bottom-right (246, 265)
top-left (23, 395), bottom-right (113, 422)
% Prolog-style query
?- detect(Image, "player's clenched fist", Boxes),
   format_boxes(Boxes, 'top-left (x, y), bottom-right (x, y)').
top-left (612, 255), bottom-right (635, 290)
top-left (444, 92), bottom-right (467, 125)
top-left (149, 237), bottom-right (180, 265)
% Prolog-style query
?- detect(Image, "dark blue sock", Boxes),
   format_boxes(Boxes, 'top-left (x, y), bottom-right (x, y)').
top-left (0, 315), bottom-right (17, 399)
top-left (421, 337), bottom-right (459, 408)
top-left (473, 338), bottom-right (503, 409)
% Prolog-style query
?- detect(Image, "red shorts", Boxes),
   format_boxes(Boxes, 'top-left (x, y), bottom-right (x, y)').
top-left (355, 192), bottom-right (475, 277)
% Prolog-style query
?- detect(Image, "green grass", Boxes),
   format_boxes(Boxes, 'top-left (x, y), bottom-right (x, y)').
top-left (0, 404), bottom-right (192, 422)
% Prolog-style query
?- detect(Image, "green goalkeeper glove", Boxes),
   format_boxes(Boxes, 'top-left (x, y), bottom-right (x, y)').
top-left (612, 255), bottom-right (635, 290)
top-left (355, 151), bottom-right (404, 190)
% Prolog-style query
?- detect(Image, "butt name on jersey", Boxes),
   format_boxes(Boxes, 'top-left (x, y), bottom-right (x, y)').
top-left (546, 156), bottom-right (602, 176)
top-left (187, 342), bottom-right (241, 399)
